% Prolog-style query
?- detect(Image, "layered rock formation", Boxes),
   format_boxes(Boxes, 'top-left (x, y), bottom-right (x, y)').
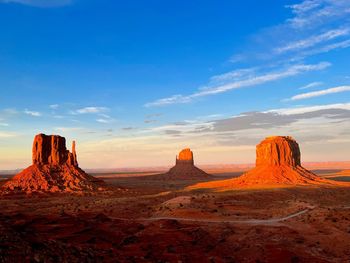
top-left (188, 136), bottom-right (345, 190)
top-left (164, 148), bottom-right (211, 179)
top-left (2, 134), bottom-right (104, 194)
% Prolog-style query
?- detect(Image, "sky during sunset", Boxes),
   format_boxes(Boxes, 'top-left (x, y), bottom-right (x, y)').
top-left (0, 0), bottom-right (349, 169)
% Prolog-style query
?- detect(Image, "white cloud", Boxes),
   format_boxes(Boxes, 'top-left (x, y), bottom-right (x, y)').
top-left (146, 62), bottom-right (331, 107)
top-left (24, 109), bottom-right (41, 117)
top-left (275, 28), bottom-right (349, 54)
top-left (269, 102), bottom-right (350, 115)
top-left (54, 127), bottom-right (83, 132)
top-left (75, 107), bottom-right (108, 114)
top-left (96, 114), bottom-right (115, 124)
top-left (49, 104), bottom-right (59, 109)
top-left (0, 0), bottom-right (73, 7)
top-left (210, 67), bottom-right (257, 84)
top-left (290, 85), bottom-right (350, 100)
top-left (229, 54), bottom-right (246, 63)
top-left (286, 0), bottom-right (350, 29)
top-left (0, 132), bottom-right (17, 138)
top-left (299, 81), bottom-right (323, 90)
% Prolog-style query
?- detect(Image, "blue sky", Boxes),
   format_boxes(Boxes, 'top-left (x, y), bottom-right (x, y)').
top-left (0, 0), bottom-right (350, 169)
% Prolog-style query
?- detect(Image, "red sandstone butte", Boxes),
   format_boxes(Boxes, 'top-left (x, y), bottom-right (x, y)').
top-left (2, 134), bottom-right (104, 194)
top-left (165, 148), bottom-right (211, 179)
top-left (188, 136), bottom-right (346, 190)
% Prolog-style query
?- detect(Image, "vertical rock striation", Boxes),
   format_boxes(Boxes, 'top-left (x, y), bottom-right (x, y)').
top-left (176, 148), bottom-right (194, 165)
top-left (255, 136), bottom-right (301, 167)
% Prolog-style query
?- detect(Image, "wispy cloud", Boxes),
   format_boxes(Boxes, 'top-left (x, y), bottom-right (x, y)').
top-left (229, 54), bottom-right (246, 63)
top-left (209, 67), bottom-right (257, 84)
top-left (74, 107), bottom-right (108, 114)
top-left (0, 0), bottom-right (73, 7)
top-left (286, 0), bottom-right (350, 29)
top-left (299, 81), bottom-right (323, 90)
top-left (269, 102), bottom-right (350, 115)
top-left (49, 104), bottom-right (59, 109)
top-left (146, 62), bottom-right (331, 107)
top-left (96, 114), bottom-right (115, 124)
top-left (0, 132), bottom-right (17, 138)
top-left (234, 1), bottom-right (350, 62)
top-left (0, 122), bottom-right (9, 127)
top-left (275, 28), bottom-right (349, 54)
top-left (289, 85), bottom-right (350, 100)
top-left (24, 109), bottom-right (41, 117)
top-left (54, 127), bottom-right (83, 132)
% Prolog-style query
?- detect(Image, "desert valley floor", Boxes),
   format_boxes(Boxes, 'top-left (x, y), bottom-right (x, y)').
top-left (0, 169), bottom-right (350, 263)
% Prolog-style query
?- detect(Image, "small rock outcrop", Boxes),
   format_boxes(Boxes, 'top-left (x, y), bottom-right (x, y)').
top-left (2, 134), bottom-right (104, 194)
top-left (164, 148), bottom-right (211, 180)
top-left (188, 136), bottom-right (346, 190)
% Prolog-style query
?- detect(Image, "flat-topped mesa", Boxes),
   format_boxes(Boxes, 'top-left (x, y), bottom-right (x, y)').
top-left (32, 134), bottom-right (78, 166)
top-left (256, 136), bottom-right (301, 167)
top-left (176, 148), bottom-right (194, 165)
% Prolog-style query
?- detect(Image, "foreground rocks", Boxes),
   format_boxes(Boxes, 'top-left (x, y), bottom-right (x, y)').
top-left (188, 136), bottom-right (347, 190)
top-left (1, 134), bottom-right (104, 194)
top-left (164, 148), bottom-right (211, 180)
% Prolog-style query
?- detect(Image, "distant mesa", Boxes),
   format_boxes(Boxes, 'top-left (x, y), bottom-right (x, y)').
top-left (188, 136), bottom-right (347, 190)
top-left (164, 148), bottom-right (211, 180)
top-left (337, 169), bottom-right (350, 176)
top-left (1, 134), bottom-right (104, 194)
top-left (177, 148), bottom-right (194, 165)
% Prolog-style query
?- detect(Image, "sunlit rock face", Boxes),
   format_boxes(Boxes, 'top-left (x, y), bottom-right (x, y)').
top-left (187, 136), bottom-right (347, 191)
top-left (256, 136), bottom-right (301, 167)
top-left (165, 148), bottom-right (211, 180)
top-left (32, 134), bottom-right (78, 166)
top-left (176, 148), bottom-right (194, 165)
top-left (2, 134), bottom-right (103, 194)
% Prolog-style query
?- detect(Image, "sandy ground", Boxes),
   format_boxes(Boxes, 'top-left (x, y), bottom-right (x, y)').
top-left (0, 170), bottom-right (350, 262)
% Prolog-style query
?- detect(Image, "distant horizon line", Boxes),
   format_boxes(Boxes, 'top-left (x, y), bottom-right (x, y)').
top-left (1, 160), bottom-right (350, 174)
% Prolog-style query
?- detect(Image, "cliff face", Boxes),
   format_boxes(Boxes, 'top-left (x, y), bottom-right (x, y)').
top-left (256, 136), bottom-right (301, 167)
top-left (32, 134), bottom-right (78, 166)
top-left (2, 134), bottom-right (103, 194)
top-left (176, 148), bottom-right (194, 165)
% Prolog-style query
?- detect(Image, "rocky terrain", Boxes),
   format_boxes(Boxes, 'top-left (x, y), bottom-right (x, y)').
top-left (1, 134), bottom-right (104, 194)
top-left (0, 178), bottom-right (350, 262)
top-left (1, 136), bottom-right (350, 262)
top-left (188, 136), bottom-right (348, 190)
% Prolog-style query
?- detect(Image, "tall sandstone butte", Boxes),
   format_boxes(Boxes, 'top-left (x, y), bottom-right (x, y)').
top-left (188, 136), bottom-right (345, 190)
top-left (176, 148), bottom-right (194, 165)
top-left (2, 134), bottom-right (103, 194)
top-left (165, 148), bottom-right (210, 179)
top-left (32, 134), bottom-right (78, 166)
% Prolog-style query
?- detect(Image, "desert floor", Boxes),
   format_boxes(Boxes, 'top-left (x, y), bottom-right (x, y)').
top-left (0, 170), bottom-right (350, 262)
